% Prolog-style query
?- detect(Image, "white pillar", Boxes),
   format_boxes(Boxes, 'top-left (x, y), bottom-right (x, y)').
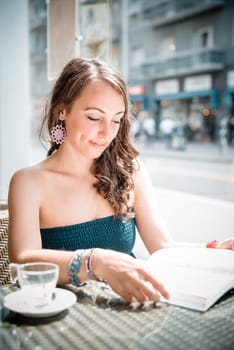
top-left (121, 0), bottom-right (129, 80)
top-left (0, 0), bottom-right (30, 201)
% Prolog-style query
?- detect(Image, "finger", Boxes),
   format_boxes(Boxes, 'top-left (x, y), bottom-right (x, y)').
top-left (220, 238), bottom-right (234, 250)
top-left (128, 287), bottom-right (149, 303)
top-left (117, 281), bottom-right (148, 303)
top-left (111, 282), bottom-right (134, 303)
top-left (127, 270), bottom-right (163, 302)
top-left (229, 239), bottom-right (234, 250)
top-left (136, 280), bottom-right (162, 302)
top-left (141, 269), bottom-right (170, 300)
top-left (117, 290), bottom-right (134, 303)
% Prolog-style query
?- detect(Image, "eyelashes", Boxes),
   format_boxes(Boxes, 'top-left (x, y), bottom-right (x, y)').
top-left (87, 116), bottom-right (99, 121)
top-left (87, 116), bottom-right (122, 124)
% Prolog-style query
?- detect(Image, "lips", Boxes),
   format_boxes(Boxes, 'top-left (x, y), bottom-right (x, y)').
top-left (90, 140), bottom-right (108, 148)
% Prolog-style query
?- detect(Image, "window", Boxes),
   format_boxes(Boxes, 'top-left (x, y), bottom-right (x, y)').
top-left (197, 27), bottom-right (213, 48)
top-left (131, 46), bottom-right (144, 67)
top-left (232, 18), bottom-right (234, 46)
top-left (161, 37), bottom-right (176, 56)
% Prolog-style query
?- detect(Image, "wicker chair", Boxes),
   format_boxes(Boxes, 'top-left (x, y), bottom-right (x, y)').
top-left (0, 215), bottom-right (10, 285)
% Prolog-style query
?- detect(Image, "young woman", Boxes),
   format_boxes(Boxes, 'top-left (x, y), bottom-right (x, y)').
top-left (8, 58), bottom-right (234, 303)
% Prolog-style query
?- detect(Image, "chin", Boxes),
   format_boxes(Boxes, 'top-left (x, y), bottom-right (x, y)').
top-left (94, 151), bottom-right (105, 159)
top-left (87, 148), bottom-right (105, 160)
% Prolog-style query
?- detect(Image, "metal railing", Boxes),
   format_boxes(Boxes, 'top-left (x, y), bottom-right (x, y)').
top-left (141, 47), bottom-right (224, 78)
top-left (142, 0), bottom-right (225, 25)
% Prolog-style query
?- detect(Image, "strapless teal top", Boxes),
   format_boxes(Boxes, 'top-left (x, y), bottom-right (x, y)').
top-left (40, 216), bottom-right (136, 255)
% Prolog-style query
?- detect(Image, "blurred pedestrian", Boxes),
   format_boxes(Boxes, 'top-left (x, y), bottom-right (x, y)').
top-left (219, 117), bottom-right (228, 153)
top-left (132, 110), bottom-right (155, 142)
top-left (159, 118), bottom-right (176, 148)
top-left (227, 114), bottom-right (234, 145)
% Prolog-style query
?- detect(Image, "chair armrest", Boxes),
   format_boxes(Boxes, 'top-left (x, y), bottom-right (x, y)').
top-left (0, 216), bottom-right (10, 285)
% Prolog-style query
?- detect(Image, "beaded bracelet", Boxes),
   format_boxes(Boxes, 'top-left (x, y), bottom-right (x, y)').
top-left (67, 249), bottom-right (85, 287)
top-left (206, 240), bottom-right (219, 248)
top-left (85, 249), bottom-right (99, 281)
top-left (85, 248), bottom-right (107, 284)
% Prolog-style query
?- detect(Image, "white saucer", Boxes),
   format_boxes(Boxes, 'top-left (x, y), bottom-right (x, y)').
top-left (4, 288), bottom-right (77, 318)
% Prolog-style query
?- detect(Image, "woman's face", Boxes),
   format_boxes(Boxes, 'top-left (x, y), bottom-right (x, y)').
top-left (62, 81), bottom-right (125, 159)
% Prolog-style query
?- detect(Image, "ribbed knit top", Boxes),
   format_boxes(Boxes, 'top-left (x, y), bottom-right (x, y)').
top-left (40, 216), bottom-right (136, 255)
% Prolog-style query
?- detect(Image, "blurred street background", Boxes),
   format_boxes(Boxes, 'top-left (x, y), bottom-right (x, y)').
top-left (0, 0), bottom-right (234, 248)
top-left (138, 140), bottom-right (234, 202)
top-left (134, 139), bottom-right (234, 257)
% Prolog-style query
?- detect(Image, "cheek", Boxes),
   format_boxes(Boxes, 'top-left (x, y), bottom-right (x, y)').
top-left (66, 118), bottom-right (90, 137)
top-left (114, 124), bottom-right (122, 136)
top-left (113, 127), bottom-right (120, 138)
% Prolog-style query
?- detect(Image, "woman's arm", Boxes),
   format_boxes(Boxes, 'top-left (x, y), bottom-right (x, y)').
top-left (8, 169), bottom-right (74, 284)
top-left (133, 159), bottom-right (174, 253)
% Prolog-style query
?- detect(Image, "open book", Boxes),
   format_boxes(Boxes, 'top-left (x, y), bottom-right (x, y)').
top-left (146, 247), bottom-right (234, 312)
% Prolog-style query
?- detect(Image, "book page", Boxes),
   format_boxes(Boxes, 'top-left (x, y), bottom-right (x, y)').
top-left (148, 247), bottom-right (234, 275)
top-left (146, 247), bottom-right (234, 311)
top-left (153, 265), bottom-right (231, 296)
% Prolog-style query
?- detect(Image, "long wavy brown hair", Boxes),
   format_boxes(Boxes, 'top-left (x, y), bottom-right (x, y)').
top-left (40, 57), bottom-right (139, 220)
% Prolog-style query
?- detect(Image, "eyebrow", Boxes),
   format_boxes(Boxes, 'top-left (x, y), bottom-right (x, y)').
top-left (84, 107), bottom-right (125, 115)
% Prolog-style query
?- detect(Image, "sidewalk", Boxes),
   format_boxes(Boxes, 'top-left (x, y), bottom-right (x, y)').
top-left (136, 140), bottom-right (234, 163)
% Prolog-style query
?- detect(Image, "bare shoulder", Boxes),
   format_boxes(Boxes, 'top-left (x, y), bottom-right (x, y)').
top-left (10, 163), bottom-right (44, 187)
top-left (132, 157), bottom-right (143, 178)
top-left (133, 158), bottom-right (151, 184)
top-left (8, 162), bottom-right (46, 203)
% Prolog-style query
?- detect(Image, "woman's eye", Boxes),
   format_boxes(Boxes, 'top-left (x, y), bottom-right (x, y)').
top-left (88, 116), bottom-right (99, 121)
top-left (112, 119), bottom-right (121, 124)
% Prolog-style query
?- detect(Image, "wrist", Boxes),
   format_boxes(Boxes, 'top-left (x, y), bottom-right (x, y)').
top-left (206, 240), bottom-right (219, 248)
top-left (85, 249), bottom-right (99, 281)
top-left (67, 249), bottom-right (85, 286)
top-left (90, 248), bottom-right (107, 283)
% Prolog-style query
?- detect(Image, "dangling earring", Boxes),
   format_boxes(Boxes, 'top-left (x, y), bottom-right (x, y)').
top-left (50, 121), bottom-right (66, 145)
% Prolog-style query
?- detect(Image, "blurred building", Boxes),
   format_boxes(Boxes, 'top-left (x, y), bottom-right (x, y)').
top-left (127, 0), bottom-right (234, 142)
top-left (1, 0), bottom-right (233, 200)
top-left (28, 0), bottom-right (124, 143)
top-left (29, 0), bottom-right (52, 145)
top-left (23, 0), bottom-right (234, 145)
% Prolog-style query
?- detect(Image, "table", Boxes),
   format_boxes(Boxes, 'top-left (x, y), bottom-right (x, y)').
top-left (1, 283), bottom-right (234, 350)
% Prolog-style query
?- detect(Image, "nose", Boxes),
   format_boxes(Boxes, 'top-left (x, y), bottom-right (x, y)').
top-left (98, 120), bottom-right (109, 138)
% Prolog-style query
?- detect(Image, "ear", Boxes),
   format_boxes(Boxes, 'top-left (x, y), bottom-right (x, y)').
top-left (59, 109), bottom-right (66, 121)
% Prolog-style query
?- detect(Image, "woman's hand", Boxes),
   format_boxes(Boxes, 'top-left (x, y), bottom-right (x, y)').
top-left (91, 249), bottom-right (170, 303)
top-left (217, 237), bottom-right (234, 250)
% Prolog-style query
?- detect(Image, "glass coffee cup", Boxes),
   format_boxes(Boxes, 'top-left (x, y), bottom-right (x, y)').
top-left (10, 262), bottom-right (59, 307)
